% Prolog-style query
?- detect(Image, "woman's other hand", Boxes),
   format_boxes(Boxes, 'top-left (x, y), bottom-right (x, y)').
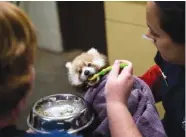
top-left (105, 60), bottom-right (134, 105)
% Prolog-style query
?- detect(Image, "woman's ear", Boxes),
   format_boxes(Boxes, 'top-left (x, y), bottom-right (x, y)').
top-left (30, 66), bottom-right (35, 82)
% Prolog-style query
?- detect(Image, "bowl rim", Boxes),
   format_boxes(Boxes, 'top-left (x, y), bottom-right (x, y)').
top-left (32, 94), bottom-right (87, 120)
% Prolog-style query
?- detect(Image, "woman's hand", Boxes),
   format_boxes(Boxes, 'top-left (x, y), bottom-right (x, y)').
top-left (105, 61), bottom-right (142, 137)
top-left (105, 60), bottom-right (134, 105)
top-left (27, 128), bottom-right (35, 133)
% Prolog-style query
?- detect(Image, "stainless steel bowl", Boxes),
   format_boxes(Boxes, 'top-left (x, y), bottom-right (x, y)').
top-left (27, 94), bottom-right (94, 134)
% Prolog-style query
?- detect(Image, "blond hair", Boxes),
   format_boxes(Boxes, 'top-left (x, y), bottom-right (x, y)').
top-left (0, 2), bottom-right (37, 116)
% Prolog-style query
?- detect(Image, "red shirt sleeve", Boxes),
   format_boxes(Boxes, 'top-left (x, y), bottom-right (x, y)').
top-left (139, 65), bottom-right (162, 88)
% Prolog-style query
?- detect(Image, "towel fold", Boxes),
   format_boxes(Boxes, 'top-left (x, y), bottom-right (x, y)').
top-left (84, 76), bottom-right (167, 137)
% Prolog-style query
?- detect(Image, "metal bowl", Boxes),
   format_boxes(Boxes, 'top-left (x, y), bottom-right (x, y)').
top-left (27, 94), bottom-right (94, 134)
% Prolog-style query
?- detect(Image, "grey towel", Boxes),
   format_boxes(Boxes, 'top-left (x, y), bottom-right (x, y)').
top-left (84, 76), bottom-right (167, 137)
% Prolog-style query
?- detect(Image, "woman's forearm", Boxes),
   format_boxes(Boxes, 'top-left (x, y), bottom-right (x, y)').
top-left (107, 102), bottom-right (142, 137)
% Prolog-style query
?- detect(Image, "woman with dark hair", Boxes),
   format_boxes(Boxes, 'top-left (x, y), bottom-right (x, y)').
top-left (105, 2), bottom-right (185, 137)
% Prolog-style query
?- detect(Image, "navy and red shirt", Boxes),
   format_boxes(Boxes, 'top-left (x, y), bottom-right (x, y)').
top-left (140, 52), bottom-right (185, 137)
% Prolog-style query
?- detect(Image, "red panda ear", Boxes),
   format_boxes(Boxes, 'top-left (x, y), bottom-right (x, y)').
top-left (65, 62), bottom-right (72, 69)
top-left (87, 48), bottom-right (99, 55)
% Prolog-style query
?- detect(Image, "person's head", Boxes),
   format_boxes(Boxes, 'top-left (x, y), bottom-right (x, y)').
top-left (0, 2), bottom-right (37, 126)
top-left (146, 1), bottom-right (185, 65)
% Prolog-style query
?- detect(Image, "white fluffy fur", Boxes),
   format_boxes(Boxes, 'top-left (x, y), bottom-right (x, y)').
top-left (93, 58), bottom-right (105, 69)
top-left (65, 62), bottom-right (72, 69)
top-left (88, 48), bottom-right (106, 69)
top-left (87, 48), bottom-right (99, 54)
top-left (68, 71), bottom-right (83, 86)
top-left (66, 48), bottom-right (107, 86)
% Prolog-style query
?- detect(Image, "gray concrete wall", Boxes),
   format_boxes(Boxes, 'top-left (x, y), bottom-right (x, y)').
top-left (19, 1), bottom-right (63, 53)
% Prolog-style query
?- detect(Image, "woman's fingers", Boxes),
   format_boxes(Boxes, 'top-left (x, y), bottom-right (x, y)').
top-left (117, 60), bottom-right (133, 73)
top-left (108, 60), bottom-right (120, 80)
top-left (108, 60), bottom-right (133, 81)
top-left (118, 60), bottom-right (133, 80)
top-left (27, 128), bottom-right (35, 133)
top-left (121, 60), bottom-right (133, 74)
top-left (105, 60), bottom-right (134, 104)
